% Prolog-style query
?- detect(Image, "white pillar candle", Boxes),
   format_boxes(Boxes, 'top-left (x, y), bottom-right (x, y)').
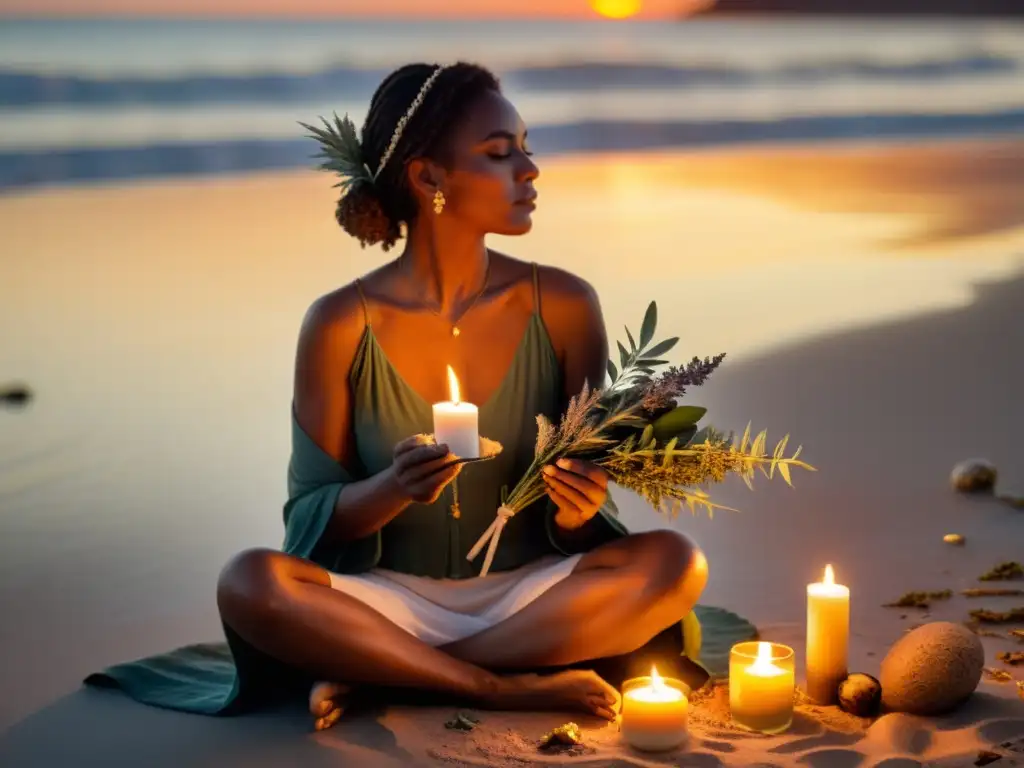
top-left (806, 564), bottom-right (850, 704)
top-left (432, 365), bottom-right (479, 459)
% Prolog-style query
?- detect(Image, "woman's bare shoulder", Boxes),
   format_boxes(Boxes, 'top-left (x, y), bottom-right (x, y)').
top-left (536, 264), bottom-right (599, 306)
top-left (512, 258), bottom-right (608, 389)
top-left (298, 282), bottom-right (366, 358)
top-left (488, 251), bottom-right (599, 311)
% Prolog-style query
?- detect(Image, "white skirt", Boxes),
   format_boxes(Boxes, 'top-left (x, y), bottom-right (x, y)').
top-left (327, 554), bottom-right (583, 646)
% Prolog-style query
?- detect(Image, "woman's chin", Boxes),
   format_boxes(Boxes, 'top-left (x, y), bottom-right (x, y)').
top-left (498, 213), bottom-right (535, 236)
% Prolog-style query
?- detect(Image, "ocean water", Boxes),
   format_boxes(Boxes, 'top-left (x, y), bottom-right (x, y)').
top-left (1, 17), bottom-right (1023, 190)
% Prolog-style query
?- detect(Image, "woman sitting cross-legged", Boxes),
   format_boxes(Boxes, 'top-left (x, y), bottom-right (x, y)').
top-left (85, 61), bottom-right (710, 730)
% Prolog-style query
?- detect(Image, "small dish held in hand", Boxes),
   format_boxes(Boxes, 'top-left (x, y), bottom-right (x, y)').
top-left (418, 434), bottom-right (504, 466)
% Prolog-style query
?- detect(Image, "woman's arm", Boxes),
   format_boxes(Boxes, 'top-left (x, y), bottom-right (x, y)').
top-left (292, 286), bottom-right (441, 545)
top-left (537, 267), bottom-right (625, 550)
top-left (546, 272), bottom-right (609, 402)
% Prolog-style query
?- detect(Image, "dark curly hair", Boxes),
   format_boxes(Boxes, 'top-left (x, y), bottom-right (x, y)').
top-left (336, 62), bottom-right (501, 251)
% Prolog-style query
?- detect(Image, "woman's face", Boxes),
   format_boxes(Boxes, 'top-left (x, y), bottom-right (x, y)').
top-left (430, 90), bottom-right (540, 236)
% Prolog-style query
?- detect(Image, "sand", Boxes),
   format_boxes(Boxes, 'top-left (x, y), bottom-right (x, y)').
top-left (1, 137), bottom-right (1023, 766)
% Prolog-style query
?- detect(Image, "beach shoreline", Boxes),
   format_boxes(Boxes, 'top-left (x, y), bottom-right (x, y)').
top-left (4, 131), bottom-right (1023, 200)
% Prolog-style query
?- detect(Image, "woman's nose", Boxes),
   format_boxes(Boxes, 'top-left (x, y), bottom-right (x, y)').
top-left (519, 153), bottom-right (540, 181)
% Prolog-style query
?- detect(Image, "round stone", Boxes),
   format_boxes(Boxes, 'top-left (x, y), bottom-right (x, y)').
top-left (880, 621), bottom-right (984, 715)
top-left (837, 673), bottom-right (882, 717)
top-left (950, 459), bottom-right (997, 493)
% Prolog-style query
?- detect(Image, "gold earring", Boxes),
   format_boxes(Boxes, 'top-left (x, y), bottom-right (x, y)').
top-left (433, 189), bottom-right (446, 215)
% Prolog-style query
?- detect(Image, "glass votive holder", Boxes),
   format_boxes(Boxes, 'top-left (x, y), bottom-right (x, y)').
top-left (729, 641), bottom-right (796, 735)
top-left (620, 671), bottom-right (689, 752)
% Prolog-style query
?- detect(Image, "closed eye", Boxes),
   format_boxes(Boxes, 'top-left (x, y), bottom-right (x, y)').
top-left (482, 129), bottom-right (532, 159)
top-left (488, 142), bottom-right (534, 160)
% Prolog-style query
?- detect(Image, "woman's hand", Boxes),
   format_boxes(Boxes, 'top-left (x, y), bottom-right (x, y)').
top-left (543, 458), bottom-right (608, 530)
top-left (390, 435), bottom-right (462, 505)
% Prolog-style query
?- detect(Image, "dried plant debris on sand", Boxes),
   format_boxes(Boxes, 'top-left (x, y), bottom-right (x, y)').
top-left (997, 651), bottom-right (1024, 666)
top-left (998, 492), bottom-right (1024, 509)
top-left (979, 562), bottom-right (1024, 581)
top-left (1011, 629), bottom-right (1024, 642)
top-left (444, 711), bottom-right (481, 731)
top-left (963, 588), bottom-right (1024, 597)
top-left (975, 750), bottom-right (1004, 767)
top-left (983, 667), bottom-right (1014, 682)
top-left (884, 590), bottom-right (952, 609)
top-left (538, 722), bottom-right (583, 751)
top-left (965, 622), bottom-right (1007, 638)
top-left (970, 607), bottom-right (1024, 624)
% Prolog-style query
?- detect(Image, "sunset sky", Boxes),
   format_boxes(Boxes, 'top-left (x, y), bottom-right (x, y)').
top-left (0, 0), bottom-right (707, 18)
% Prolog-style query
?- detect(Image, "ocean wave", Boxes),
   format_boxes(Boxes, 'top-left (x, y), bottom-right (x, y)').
top-left (0, 53), bottom-right (1018, 109)
top-left (2, 109), bottom-right (1022, 192)
top-left (3, 76), bottom-right (1023, 151)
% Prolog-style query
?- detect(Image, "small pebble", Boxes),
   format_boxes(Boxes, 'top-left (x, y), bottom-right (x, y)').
top-left (951, 460), bottom-right (997, 493)
top-left (944, 533), bottom-right (966, 545)
top-left (837, 673), bottom-right (882, 717)
top-left (0, 385), bottom-right (32, 406)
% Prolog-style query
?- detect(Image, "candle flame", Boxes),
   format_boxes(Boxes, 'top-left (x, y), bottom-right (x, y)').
top-left (650, 665), bottom-right (664, 689)
top-left (446, 365), bottom-right (461, 405)
top-left (626, 664), bottom-right (684, 703)
top-left (824, 564), bottom-right (835, 586)
top-left (749, 641), bottom-right (784, 677)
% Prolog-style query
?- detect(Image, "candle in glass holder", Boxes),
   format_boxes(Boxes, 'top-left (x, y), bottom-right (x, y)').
top-left (806, 564), bottom-right (850, 704)
top-left (432, 365), bottom-right (479, 459)
top-left (620, 666), bottom-right (689, 752)
top-left (729, 641), bottom-right (795, 734)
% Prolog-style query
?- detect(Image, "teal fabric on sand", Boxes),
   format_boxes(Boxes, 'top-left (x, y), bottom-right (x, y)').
top-left (84, 269), bottom-right (756, 714)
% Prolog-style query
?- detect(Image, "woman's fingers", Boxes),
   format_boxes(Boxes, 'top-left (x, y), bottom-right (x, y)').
top-left (410, 462), bottom-right (462, 500)
top-left (588, 698), bottom-right (618, 721)
top-left (545, 474), bottom-right (595, 513)
top-left (553, 507), bottom-right (585, 530)
top-left (403, 454), bottom-right (460, 483)
top-left (395, 443), bottom-right (449, 473)
top-left (555, 458), bottom-right (608, 488)
top-left (543, 465), bottom-right (604, 504)
top-left (547, 487), bottom-right (587, 529)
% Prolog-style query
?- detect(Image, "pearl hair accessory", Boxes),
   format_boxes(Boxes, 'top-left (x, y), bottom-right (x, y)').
top-left (373, 64), bottom-right (452, 180)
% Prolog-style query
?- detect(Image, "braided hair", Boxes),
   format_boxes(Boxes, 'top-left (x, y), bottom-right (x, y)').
top-left (336, 62), bottom-right (501, 251)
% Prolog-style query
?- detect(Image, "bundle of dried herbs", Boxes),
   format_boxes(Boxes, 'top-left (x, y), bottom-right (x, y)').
top-left (468, 302), bottom-right (816, 575)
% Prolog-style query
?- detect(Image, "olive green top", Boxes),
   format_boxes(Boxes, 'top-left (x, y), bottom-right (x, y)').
top-left (323, 262), bottom-right (625, 578)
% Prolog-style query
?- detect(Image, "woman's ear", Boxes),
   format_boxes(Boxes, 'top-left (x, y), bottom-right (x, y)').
top-left (406, 158), bottom-right (444, 203)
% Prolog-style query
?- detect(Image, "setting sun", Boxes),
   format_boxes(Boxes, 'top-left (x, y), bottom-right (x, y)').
top-left (591, 0), bottom-right (642, 19)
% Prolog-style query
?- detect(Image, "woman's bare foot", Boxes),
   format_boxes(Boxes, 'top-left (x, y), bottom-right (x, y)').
top-left (309, 681), bottom-right (353, 731)
top-left (495, 670), bottom-right (621, 721)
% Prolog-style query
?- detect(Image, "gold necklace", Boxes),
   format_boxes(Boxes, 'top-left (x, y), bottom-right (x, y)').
top-left (410, 256), bottom-right (491, 338)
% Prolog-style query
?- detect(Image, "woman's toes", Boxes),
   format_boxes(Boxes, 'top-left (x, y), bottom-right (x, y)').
top-left (315, 707), bottom-right (343, 731)
top-left (309, 681), bottom-right (351, 718)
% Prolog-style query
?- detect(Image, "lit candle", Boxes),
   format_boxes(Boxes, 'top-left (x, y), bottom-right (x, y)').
top-left (432, 365), bottom-right (479, 459)
top-left (729, 641), bottom-right (795, 734)
top-left (806, 564), bottom-right (850, 704)
top-left (620, 666), bottom-right (688, 752)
